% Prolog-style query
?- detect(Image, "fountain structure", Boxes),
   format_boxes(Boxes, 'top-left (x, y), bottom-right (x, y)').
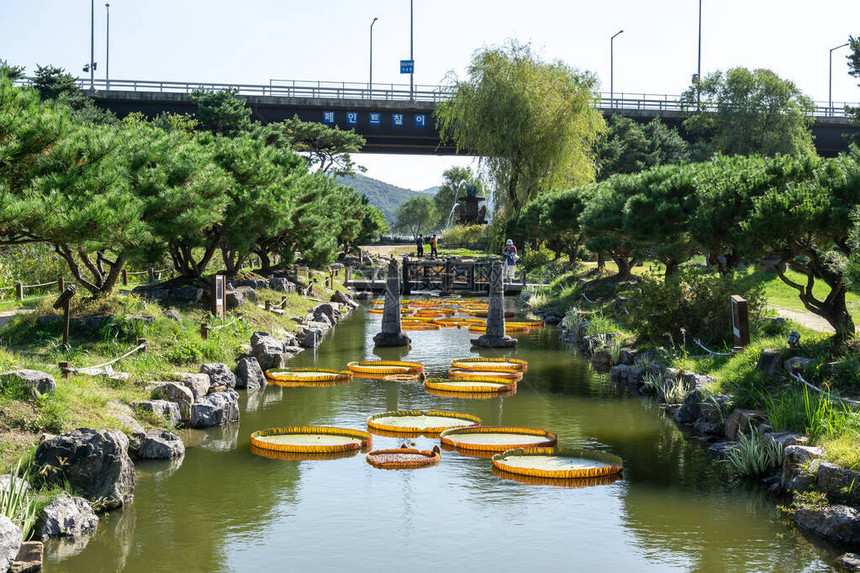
top-left (373, 259), bottom-right (411, 347)
top-left (457, 182), bottom-right (487, 225)
top-left (471, 260), bottom-right (517, 348)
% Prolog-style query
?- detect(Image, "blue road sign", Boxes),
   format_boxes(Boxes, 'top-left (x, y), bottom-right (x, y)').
top-left (400, 59), bottom-right (414, 74)
top-left (369, 112), bottom-right (381, 125)
top-left (346, 112), bottom-right (358, 125)
top-left (415, 114), bottom-right (426, 127)
top-left (323, 111), bottom-right (335, 124)
top-left (392, 113), bottom-right (404, 126)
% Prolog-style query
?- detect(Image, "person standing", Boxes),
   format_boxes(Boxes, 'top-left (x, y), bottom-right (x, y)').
top-left (429, 234), bottom-right (438, 259)
top-left (502, 239), bottom-right (518, 283)
top-left (416, 234), bottom-right (424, 258)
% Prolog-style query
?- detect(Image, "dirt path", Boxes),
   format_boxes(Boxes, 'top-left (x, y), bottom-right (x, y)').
top-left (0, 309), bottom-right (32, 329)
top-left (772, 307), bottom-right (837, 333)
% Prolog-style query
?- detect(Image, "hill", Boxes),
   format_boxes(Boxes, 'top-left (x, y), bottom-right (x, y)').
top-left (336, 173), bottom-right (426, 223)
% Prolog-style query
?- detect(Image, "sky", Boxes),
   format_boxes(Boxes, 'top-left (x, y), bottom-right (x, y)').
top-left (2, 0), bottom-right (859, 190)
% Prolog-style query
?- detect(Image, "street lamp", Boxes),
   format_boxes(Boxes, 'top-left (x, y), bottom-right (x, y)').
top-left (697, 0), bottom-right (702, 82)
top-left (88, 0), bottom-right (95, 90)
top-left (105, 3), bottom-right (110, 90)
top-left (409, 0), bottom-right (414, 102)
top-left (830, 42), bottom-right (850, 116)
top-left (369, 17), bottom-right (378, 95)
top-left (610, 30), bottom-right (623, 108)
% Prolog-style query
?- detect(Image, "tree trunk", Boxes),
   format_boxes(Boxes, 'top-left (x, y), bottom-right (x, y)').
top-left (612, 254), bottom-right (633, 281)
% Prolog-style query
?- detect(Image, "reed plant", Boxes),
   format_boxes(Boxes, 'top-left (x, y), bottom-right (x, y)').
top-left (722, 426), bottom-right (784, 478)
top-left (0, 460), bottom-right (38, 540)
top-left (642, 371), bottom-right (688, 404)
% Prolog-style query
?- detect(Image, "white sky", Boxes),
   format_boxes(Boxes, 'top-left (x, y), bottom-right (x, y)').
top-left (2, 0), bottom-right (859, 190)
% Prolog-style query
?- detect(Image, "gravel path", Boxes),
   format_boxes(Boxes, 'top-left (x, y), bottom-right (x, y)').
top-left (772, 307), bottom-right (849, 334)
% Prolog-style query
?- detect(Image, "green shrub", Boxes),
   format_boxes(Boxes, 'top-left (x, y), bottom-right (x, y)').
top-left (630, 267), bottom-right (765, 343)
top-left (518, 247), bottom-right (555, 272)
top-left (441, 224), bottom-right (487, 247)
top-left (722, 427), bottom-right (784, 477)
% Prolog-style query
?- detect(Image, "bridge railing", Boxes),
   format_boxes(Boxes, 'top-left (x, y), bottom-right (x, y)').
top-left (15, 78), bottom-right (858, 118)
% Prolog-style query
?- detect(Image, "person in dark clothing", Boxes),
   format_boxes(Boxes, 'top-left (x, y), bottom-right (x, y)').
top-left (416, 234), bottom-right (424, 258)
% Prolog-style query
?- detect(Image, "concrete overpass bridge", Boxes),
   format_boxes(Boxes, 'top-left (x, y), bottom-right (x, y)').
top-left (75, 78), bottom-right (859, 156)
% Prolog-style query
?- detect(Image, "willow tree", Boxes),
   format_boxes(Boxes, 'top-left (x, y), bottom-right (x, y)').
top-left (435, 41), bottom-right (605, 217)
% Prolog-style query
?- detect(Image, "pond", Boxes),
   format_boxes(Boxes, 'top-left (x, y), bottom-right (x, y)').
top-left (47, 301), bottom-right (840, 572)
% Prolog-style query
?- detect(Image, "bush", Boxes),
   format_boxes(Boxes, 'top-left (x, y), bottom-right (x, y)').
top-left (629, 267), bottom-right (765, 343)
top-left (518, 247), bottom-right (555, 272)
top-left (441, 224), bottom-right (487, 247)
top-left (722, 427), bottom-right (784, 477)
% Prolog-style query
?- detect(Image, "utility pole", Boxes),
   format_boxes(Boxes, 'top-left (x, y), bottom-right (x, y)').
top-left (409, 0), bottom-right (414, 102)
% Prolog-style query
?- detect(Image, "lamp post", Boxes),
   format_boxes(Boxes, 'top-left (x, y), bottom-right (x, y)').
top-left (409, 0), bottom-right (414, 102)
top-left (105, 3), bottom-right (110, 90)
top-left (369, 17), bottom-right (378, 95)
top-left (610, 29), bottom-right (623, 108)
top-left (89, 0), bottom-right (95, 90)
top-left (830, 42), bottom-right (850, 116)
top-left (697, 0), bottom-right (702, 82)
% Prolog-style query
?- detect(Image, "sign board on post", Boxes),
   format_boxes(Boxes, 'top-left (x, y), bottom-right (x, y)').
top-left (211, 274), bottom-right (226, 318)
top-left (730, 295), bottom-right (750, 347)
top-left (400, 60), bottom-right (414, 74)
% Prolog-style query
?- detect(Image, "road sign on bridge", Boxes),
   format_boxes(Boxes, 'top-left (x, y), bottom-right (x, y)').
top-left (400, 60), bottom-right (414, 74)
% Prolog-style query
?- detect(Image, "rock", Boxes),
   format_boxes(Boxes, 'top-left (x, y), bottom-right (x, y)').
top-left (296, 326), bottom-right (324, 349)
top-left (171, 287), bottom-right (203, 305)
top-left (784, 356), bottom-right (813, 373)
top-left (190, 390), bottom-right (240, 428)
top-left (0, 516), bottom-right (22, 573)
top-left (663, 404), bottom-right (682, 418)
top-left (619, 348), bottom-right (637, 365)
top-left (151, 382), bottom-right (194, 420)
top-left (836, 553), bottom-right (860, 571)
top-left (225, 290), bottom-right (245, 309)
top-left (793, 504), bottom-right (860, 545)
top-left (313, 303), bottom-right (342, 325)
top-left (163, 309), bottom-right (182, 322)
top-left (724, 409), bottom-right (769, 441)
top-left (9, 541), bottom-right (42, 573)
top-left (233, 286), bottom-right (258, 304)
top-left (590, 350), bottom-right (612, 373)
top-left (610, 365), bottom-right (630, 383)
top-left (354, 291), bottom-right (373, 301)
top-left (283, 345), bottom-right (303, 356)
top-left (331, 289), bottom-right (358, 309)
top-left (543, 315), bottom-right (562, 326)
top-left (680, 372), bottom-right (716, 391)
top-left (39, 497), bottom-right (98, 538)
top-left (708, 441), bottom-right (739, 456)
top-left (755, 348), bottom-right (783, 376)
top-left (107, 403), bottom-right (145, 439)
top-left (270, 277), bottom-right (296, 293)
top-left (674, 390), bottom-right (703, 424)
top-left (781, 445), bottom-right (823, 490)
top-left (0, 474), bottom-right (28, 495)
top-left (34, 429), bottom-right (135, 510)
top-left (558, 331), bottom-right (578, 344)
top-left (251, 334), bottom-right (286, 372)
top-left (173, 372), bottom-right (211, 399)
top-left (0, 369), bottom-right (56, 398)
top-left (200, 363), bottom-right (236, 389)
top-left (763, 432), bottom-right (805, 448)
top-left (818, 462), bottom-right (860, 506)
top-left (692, 418), bottom-right (723, 436)
top-left (235, 357), bottom-right (265, 390)
top-left (130, 400), bottom-right (181, 427)
top-left (137, 429), bottom-right (185, 459)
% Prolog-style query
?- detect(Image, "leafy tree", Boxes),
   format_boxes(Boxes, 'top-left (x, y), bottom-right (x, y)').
top-left (846, 36), bottom-right (860, 145)
top-left (191, 88), bottom-right (253, 136)
top-left (578, 179), bottom-right (640, 280)
top-left (394, 195), bottom-right (438, 238)
top-left (680, 67), bottom-right (816, 158)
top-left (436, 41), bottom-right (605, 216)
top-left (434, 166), bottom-right (482, 228)
top-left (356, 201), bottom-right (388, 245)
top-left (274, 115), bottom-right (365, 176)
top-left (0, 60), bottom-right (25, 80)
top-left (518, 187), bottom-right (586, 262)
top-left (596, 115), bottom-right (688, 180)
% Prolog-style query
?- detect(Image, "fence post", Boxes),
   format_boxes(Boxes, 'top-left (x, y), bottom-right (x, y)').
top-left (345, 267), bottom-right (351, 285)
top-left (147, 267), bottom-right (155, 284)
top-left (138, 338), bottom-right (148, 352)
top-left (122, 269), bottom-right (128, 286)
top-left (58, 277), bottom-right (65, 293)
top-left (16, 283), bottom-right (23, 301)
top-left (58, 361), bottom-right (70, 380)
top-left (265, 300), bottom-right (271, 312)
top-left (521, 269), bottom-right (527, 286)
top-left (200, 323), bottom-right (210, 340)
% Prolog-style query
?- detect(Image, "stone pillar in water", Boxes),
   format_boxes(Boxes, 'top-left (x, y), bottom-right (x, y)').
top-left (373, 258), bottom-right (411, 347)
top-left (472, 260), bottom-right (517, 348)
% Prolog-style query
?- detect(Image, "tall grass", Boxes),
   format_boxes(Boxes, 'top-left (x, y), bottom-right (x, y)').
top-left (0, 460), bottom-right (38, 540)
top-left (722, 427), bottom-right (784, 477)
top-left (764, 386), bottom-right (860, 443)
top-left (642, 371), bottom-right (688, 404)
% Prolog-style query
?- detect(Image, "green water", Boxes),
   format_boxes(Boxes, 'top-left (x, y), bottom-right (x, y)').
top-left (46, 305), bottom-right (841, 572)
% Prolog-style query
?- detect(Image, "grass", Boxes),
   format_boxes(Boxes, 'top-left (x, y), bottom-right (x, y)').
top-left (722, 427), bottom-right (784, 478)
top-left (0, 271), bottom-right (344, 467)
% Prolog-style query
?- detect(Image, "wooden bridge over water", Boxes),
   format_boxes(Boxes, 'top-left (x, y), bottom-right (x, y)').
top-left (343, 258), bottom-right (533, 295)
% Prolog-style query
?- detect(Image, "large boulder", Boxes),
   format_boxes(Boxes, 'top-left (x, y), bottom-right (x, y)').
top-left (0, 370), bottom-right (56, 398)
top-left (674, 390), bottom-right (703, 424)
top-left (270, 277), bottom-right (296, 293)
top-left (200, 363), bottom-right (236, 390)
top-left (151, 382), bottom-right (194, 421)
top-left (312, 303), bottom-right (342, 325)
top-left (724, 409), bottom-right (769, 441)
top-left (130, 400), bottom-right (181, 427)
top-left (793, 504), bottom-right (860, 545)
top-left (781, 445), bottom-right (823, 491)
top-left (233, 286), bottom-right (258, 304)
top-left (173, 372), bottom-right (211, 400)
top-left (755, 348), bottom-right (783, 376)
top-left (136, 429), bottom-right (185, 460)
top-left (34, 429), bottom-right (135, 510)
top-left (225, 290), bottom-right (245, 309)
top-left (296, 325), bottom-right (324, 349)
top-left (251, 335), bottom-right (286, 372)
top-left (190, 390), bottom-right (240, 428)
top-left (837, 553), bottom-right (860, 571)
top-left (0, 516), bottom-right (21, 573)
top-left (818, 462), bottom-right (860, 506)
top-left (331, 290), bottom-right (358, 309)
top-left (235, 357), bottom-right (265, 390)
top-left (590, 350), bottom-right (612, 373)
top-left (39, 497), bottom-right (98, 538)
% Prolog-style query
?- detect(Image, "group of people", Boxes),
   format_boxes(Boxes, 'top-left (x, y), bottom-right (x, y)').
top-left (415, 234), bottom-right (438, 258)
top-left (415, 234), bottom-right (519, 283)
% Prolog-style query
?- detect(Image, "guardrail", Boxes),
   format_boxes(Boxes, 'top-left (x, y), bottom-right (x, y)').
top-left (15, 77), bottom-right (858, 118)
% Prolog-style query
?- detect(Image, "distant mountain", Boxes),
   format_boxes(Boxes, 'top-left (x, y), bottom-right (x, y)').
top-left (336, 173), bottom-right (426, 223)
top-left (420, 186), bottom-right (440, 196)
